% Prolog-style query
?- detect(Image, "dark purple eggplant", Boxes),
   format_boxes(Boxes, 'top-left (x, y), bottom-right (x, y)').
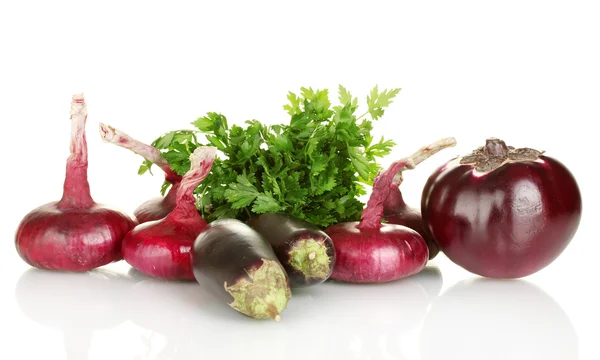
top-left (247, 213), bottom-right (335, 287)
top-left (191, 219), bottom-right (291, 321)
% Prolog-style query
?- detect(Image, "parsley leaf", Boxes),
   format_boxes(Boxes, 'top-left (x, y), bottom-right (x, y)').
top-left (224, 175), bottom-right (259, 209)
top-left (140, 85), bottom-right (400, 227)
top-left (252, 193), bottom-right (282, 214)
top-left (367, 86), bottom-right (401, 120)
top-left (138, 159), bottom-right (154, 175)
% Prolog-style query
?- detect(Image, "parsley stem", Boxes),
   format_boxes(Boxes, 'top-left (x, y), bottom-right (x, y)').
top-left (356, 111), bottom-right (369, 121)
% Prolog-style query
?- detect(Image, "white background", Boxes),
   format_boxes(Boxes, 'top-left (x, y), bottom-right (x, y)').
top-left (1, 1), bottom-right (598, 359)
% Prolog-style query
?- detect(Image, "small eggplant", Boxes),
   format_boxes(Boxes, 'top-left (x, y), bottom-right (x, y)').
top-left (191, 219), bottom-right (291, 321)
top-left (248, 213), bottom-right (335, 287)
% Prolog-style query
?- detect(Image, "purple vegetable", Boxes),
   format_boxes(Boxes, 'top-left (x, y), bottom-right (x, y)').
top-left (122, 146), bottom-right (216, 280)
top-left (325, 138), bottom-right (456, 283)
top-left (100, 123), bottom-right (182, 223)
top-left (15, 94), bottom-right (137, 271)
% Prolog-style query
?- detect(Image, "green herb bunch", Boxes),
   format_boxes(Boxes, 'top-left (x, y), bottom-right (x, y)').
top-left (139, 85), bottom-right (400, 228)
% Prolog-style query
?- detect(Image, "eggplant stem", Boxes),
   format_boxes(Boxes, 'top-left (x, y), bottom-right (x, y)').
top-left (267, 303), bottom-right (281, 321)
top-left (459, 137), bottom-right (543, 173)
top-left (225, 259), bottom-right (291, 320)
top-left (484, 138), bottom-right (510, 157)
top-left (288, 239), bottom-right (331, 279)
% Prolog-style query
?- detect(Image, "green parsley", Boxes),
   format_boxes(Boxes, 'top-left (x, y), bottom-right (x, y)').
top-left (141, 85), bottom-right (400, 228)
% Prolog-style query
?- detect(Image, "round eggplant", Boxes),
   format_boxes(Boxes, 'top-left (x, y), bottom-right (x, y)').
top-left (422, 138), bottom-right (582, 278)
top-left (191, 219), bottom-right (291, 321)
top-left (248, 213), bottom-right (335, 287)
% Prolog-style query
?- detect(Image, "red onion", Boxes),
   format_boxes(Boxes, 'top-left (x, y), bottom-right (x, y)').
top-left (325, 138), bottom-right (456, 283)
top-left (382, 138), bottom-right (457, 259)
top-left (99, 123), bottom-right (182, 223)
top-left (122, 146), bottom-right (217, 280)
top-left (15, 94), bottom-right (137, 271)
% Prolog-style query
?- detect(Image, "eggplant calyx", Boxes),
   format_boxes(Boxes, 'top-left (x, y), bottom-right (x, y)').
top-left (288, 239), bottom-right (331, 280)
top-left (460, 138), bottom-right (544, 172)
top-left (225, 259), bottom-right (291, 321)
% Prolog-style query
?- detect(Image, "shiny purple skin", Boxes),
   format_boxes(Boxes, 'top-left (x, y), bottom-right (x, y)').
top-left (384, 187), bottom-right (440, 260)
top-left (15, 203), bottom-right (136, 271)
top-left (421, 155), bottom-right (582, 278)
top-left (325, 222), bottom-right (429, 283)
top-left (133, 182), bottom-right (179, 224)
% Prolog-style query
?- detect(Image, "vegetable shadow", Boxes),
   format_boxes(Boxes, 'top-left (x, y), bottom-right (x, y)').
top-left (14, 263), bottom-right (443, 359)
top-left (123, 264), bottom-right (444, 359)
top-left (125, 263), bottom-right (443, 359)
top-left (121, 272), bottom-right (296, 359)
top-left (419, 277), bottom-right (579, 360)
top-left (295, 264), bottom-right (443, 359)
top-left (14, 267), bottom-right (136, 360)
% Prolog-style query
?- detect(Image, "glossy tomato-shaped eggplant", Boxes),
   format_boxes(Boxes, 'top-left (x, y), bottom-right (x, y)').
top-left (421, 138), bottom-right (582, 278)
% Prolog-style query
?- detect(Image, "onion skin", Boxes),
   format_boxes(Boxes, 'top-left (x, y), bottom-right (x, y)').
top-left (381, 138), bottom-right (458, 260)
top-left (122, 146), bottom-right (216, 281)
top-left (14, 94), bottom-right (137, 272)
top-left (325, 138), bottom-right (456, 283)
top-left (133, 182), bottom-right (180, 224)
top-left (326, 222), bottom-right (428, 283)
top-left (16, 204), bottom-right (136, 271)
top-left (422, 147), bottom-right (582, 278)
top-left (122, 215), bottom-right (206, 280)
top-left (383, 188), bottom-right (440, 259)
top-left (99, 123), bottom-right (182, 224)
